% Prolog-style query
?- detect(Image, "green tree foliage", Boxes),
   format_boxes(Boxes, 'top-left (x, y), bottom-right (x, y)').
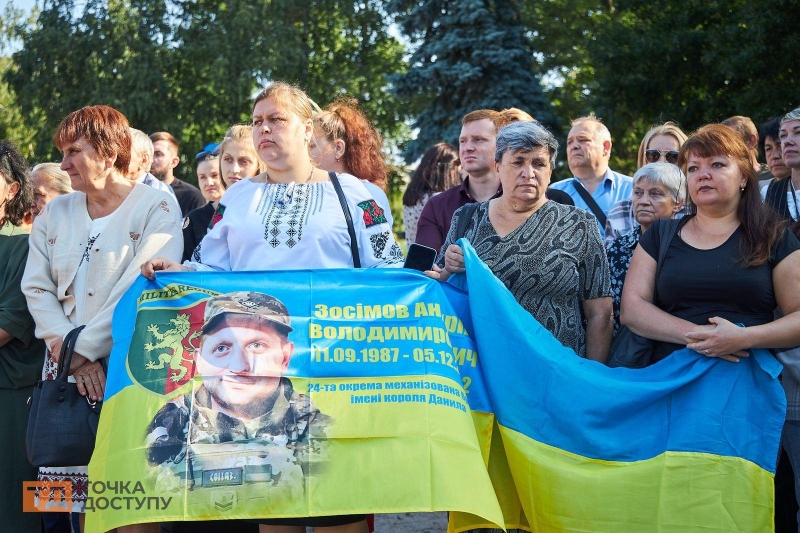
top-left (519, 0), bottom-right (609, 129)
top-left (0, 4), bottom-right (35, 156)
top-left (271, 0), bottom-right (409, 153)
top-left (7, 0), bottom-right (176, 160)
top-left (589, 0), bottom-right (800, 130)
top-left (389, 0), bottom-right (553, 162)
top-left (6, 0), bottom-right (409, 180)
top-left (519, 0), bottom-right (800, 175)
top-left (170, 0), bottom-right (409, 184)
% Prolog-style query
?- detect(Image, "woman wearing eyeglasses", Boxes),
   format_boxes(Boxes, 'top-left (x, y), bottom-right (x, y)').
top-left (621, 124), bottom-right (800, 365)
top-left (604, 122), bottom-right (688, 242)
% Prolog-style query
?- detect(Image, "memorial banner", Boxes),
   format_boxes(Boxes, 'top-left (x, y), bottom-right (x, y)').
top-left (86, 241), bottom-right (785, 532)
top-left (86, 267), bottom-right (503, 531)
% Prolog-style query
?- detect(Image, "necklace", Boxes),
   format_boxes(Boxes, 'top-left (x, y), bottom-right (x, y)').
top-left (264, 166), bottom-right (315, 184)
top-left (269, 167), bottom-right (315, 207)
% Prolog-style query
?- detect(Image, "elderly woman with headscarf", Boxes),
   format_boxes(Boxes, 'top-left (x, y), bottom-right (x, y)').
top-left (428, 121), bottom-right (613, 361)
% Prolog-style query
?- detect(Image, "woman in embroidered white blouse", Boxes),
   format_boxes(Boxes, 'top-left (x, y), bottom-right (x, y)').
top-left (142, 82), bottom-right (401, 533)
top-left (143, 82), bottom-right (403, 275)
top-left (21, 105), bottom-right (183, 530)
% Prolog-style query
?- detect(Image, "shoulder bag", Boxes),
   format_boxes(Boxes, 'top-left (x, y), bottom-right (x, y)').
top-left (571, 180), bottom-right (608, 228)
top-left (454, 202), bottom-right (482, 241)
top-left (329, 171), bottom-right (361, 267)
top-left (607, 219), bottom-right (681, 368)
top-left (26, 325), bottom-right (103, 466)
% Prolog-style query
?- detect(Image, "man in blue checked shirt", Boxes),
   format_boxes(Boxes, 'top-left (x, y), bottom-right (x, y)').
top-left (550, 116), bottom-right (632, 238)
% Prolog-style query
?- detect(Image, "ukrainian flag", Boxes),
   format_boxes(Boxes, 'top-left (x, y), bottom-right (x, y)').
top-left (449, 240), bottom-right (785, 533)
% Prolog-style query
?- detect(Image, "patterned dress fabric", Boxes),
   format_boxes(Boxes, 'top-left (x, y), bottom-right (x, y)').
top-left (189, 174), bottom-right (403, 271)
top-left (605, 226), bottom-right (641, 332)
top-left (437, 201), bottom-right (611, 357)
top-left (402, 192), bottom-right (435, 244)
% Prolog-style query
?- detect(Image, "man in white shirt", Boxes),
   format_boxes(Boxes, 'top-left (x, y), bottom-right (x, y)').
top-left (127, 128), bottom-right (179, 209)
top-left (550, 116), bottom-right (632, 237)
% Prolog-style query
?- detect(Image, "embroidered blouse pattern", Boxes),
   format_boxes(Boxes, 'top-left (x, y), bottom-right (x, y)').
top-left (257, 182), bottom-right (324, 249)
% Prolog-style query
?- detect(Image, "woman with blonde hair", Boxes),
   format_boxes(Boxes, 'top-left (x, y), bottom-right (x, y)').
top-left (605, 121), bottom-right (689, 241)
top-left (30, 163), bottom-right (73, 220)
top-left (143, 82), bottom-right (402, 532)
top-left (182, 126), bottom-right (267, 261)
top-left (219, 124), bottom-right (266, 188)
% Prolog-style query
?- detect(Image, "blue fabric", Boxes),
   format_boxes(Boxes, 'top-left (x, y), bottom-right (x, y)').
top-left (453, 239), bottom-right (786, 473)
top-left (550, 169), bottom-right (632, 235)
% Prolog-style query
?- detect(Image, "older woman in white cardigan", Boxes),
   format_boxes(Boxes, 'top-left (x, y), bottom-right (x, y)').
top-left (21, 105), bottom-right (182, 532)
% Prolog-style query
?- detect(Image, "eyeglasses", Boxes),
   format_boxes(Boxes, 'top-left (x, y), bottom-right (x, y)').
top-left (645, 149), bottom-right (680, 165)
top-left (195, 146), bottom-right (220, 162)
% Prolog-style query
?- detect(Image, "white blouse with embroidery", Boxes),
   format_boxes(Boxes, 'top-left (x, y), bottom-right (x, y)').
top-left (189, 173), bottom-right (404, 271)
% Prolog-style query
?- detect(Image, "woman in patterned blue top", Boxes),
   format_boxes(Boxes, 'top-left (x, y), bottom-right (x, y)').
top-left (605, 162), bottom-right (685, 332)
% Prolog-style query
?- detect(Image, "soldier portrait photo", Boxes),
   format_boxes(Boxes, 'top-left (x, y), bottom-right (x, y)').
top-left (144, 291), bottom-right (331, 495)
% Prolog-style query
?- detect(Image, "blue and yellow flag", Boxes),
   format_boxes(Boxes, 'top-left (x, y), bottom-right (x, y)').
top-left (86, 241), bottom-right (784, 532)
top-left (449, 240), bottom-right (784, 533)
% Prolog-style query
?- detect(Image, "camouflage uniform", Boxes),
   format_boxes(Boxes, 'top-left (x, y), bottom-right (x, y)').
top-left (145, 378), bottom-right (331, 496)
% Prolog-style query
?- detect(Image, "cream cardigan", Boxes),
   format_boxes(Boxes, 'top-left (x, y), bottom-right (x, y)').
top-left (22, 183), bottom-right (184, 361)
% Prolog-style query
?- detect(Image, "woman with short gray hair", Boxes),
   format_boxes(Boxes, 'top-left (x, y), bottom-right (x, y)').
top-left (606, 162), bottom-right (686, 331)
top-left (428, 121), bottom-right (613, 361)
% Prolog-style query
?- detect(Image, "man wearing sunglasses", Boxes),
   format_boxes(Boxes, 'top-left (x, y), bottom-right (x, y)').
top-left (550, 116), bottom-right (632, 238)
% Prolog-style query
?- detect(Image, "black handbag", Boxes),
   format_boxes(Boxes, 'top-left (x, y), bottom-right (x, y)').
top-left (607, 219), bottom-right (682, 368)
top-left (26, 325), bottom-right (103, 466)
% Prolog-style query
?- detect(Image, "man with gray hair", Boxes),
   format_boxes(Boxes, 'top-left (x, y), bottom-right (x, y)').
top-left (127, 128), bottom-right (179, 209)
top-left (430, 121), bottom-right (613, 361)
top-left (550, 116), bottom-right (632, 238)
top-left (776, 108), bottom-right (800, 222)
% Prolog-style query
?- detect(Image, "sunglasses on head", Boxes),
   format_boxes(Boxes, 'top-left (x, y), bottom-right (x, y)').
top-left (645, 149), bottom-right (679, 165)
top-left (195, 146), bottom-right (220, 162)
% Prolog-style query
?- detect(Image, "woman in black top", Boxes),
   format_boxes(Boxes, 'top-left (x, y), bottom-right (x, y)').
top-left (622, 124), bottom-right (800, 364)
top-left (182, 148), bottom-right (223, 261)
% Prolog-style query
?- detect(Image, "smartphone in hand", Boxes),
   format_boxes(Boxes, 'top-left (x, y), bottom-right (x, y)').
top-left (403, 243), bottom-right (438, 271)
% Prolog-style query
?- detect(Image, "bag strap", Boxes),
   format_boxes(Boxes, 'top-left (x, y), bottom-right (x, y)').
top-left (455, 202), bottom-right (481, 241)
top-left (652, 219), bottom-right (681, 302)
top-left (329, 171), bottom-right (361, 268)
top-left (55, 325), bottom-right (87, 382)
top-left (571, 180), bottom-right (607, 228)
